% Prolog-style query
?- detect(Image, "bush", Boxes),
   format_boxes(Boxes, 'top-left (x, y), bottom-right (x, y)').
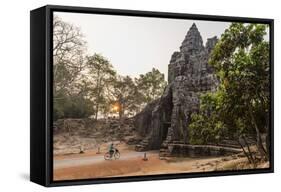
top-left (53, 93), bottom-right (95, 120)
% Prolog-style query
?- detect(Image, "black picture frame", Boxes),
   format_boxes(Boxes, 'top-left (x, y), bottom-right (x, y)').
top-left (30, 4), bottom-right (274, 187)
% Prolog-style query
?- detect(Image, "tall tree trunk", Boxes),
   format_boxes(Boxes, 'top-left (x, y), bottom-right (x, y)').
top-left (248, 104), bottom-right (268, 160)
top-left (242, 136), bottom-right (256, 167)
top-left (95, 69), bottom-right (101, 120)
top-left (118, 110), bottom-right (122, 119)
top-left (118, 104), bottom-right (124, 119)
top-left (95, 103), bottom-right (99, 120)
top-left (265, 112), bottom-right (270, 155)
top-left (238, 139), bottom-right (253, 165)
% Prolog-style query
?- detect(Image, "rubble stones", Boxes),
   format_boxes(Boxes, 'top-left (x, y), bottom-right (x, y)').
top-left (53, 117), bottom-right (136, 155)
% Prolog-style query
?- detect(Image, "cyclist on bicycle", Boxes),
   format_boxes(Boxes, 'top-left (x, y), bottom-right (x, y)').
top-left (108, 142), bottom-right (115, 158)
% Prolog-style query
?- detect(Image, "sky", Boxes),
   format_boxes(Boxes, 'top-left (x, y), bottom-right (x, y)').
top-left (54, 12), bottom-right (232, 80)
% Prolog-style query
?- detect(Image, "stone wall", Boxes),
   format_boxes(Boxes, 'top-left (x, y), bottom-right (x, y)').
top-left (161, 143), bottom-right (242, 157)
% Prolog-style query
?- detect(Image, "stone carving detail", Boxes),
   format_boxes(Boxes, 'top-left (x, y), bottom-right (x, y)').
top-left (135, 23), bottom-right (219, 153)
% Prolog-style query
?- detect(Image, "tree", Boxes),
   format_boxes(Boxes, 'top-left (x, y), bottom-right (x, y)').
top-left (53, 16), bottom-right (94, 120)
top-left (189, 91), bottom-right (229, 145)
top-left (52, 16), bottom-right (168, 121)
top-left (86, 54), bottom-right (116, 120)
top-left (53, 90), bottom-right (95, 120)
top-left (189, 23), bottom-right (270, 162)
top-left (135, 68), bottom-right (167, 104)
top-left (53, 16), bottom-right (86, 96)
top-left (108, 75), bottom-right (142, 118)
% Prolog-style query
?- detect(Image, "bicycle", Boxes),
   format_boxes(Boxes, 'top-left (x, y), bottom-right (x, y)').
top-left (104, 149), bottom-right (120, 160)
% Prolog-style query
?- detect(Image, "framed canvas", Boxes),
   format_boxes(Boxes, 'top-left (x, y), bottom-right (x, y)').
top-left (30, 5), bottom-right (274, 187)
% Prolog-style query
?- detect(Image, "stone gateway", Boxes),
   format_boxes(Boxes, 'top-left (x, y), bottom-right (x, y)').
top-left (134, 23), bottom-right (220, 155)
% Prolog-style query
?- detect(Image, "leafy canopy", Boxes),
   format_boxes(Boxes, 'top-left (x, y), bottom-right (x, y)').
top-left (189, 23), bottom-right (270, 147)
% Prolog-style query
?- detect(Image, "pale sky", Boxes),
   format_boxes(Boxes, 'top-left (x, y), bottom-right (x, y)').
top-left (54, 12), bottom-right (232, 80)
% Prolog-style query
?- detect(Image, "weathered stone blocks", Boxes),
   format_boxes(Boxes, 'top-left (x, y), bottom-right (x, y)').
top-left (134, 23), bottom-right (219, 153)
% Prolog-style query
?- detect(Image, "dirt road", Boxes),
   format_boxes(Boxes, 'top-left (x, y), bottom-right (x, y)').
top-left (53, 143), bottom-right (260, 181)
top-left (54, 151), bottom-right (154, 169)
top-left (53, 149), bottom-right (231, 181)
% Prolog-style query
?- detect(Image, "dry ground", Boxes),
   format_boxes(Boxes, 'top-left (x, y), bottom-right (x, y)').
top-left (53, 143), bottom-right (269, 181)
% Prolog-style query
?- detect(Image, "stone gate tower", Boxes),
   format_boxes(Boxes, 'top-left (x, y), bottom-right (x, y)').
top-left (134, 23), bottom-right (219, 154)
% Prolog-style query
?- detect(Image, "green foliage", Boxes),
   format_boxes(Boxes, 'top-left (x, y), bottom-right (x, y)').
top-left (189, 23), bottom-right (270, 152)
top-left (53, 92), bottom-right (95, 121)
top-left (189, 91), bottom-right (228, 145)
top-left (109, 75), bottom-right (141, 117)
top-left (136, 68), bottom-right (167, 103)
top-left (53, 16), bottom-right (94, 121)
top-left (86, 53), bottom-right (117, 119)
